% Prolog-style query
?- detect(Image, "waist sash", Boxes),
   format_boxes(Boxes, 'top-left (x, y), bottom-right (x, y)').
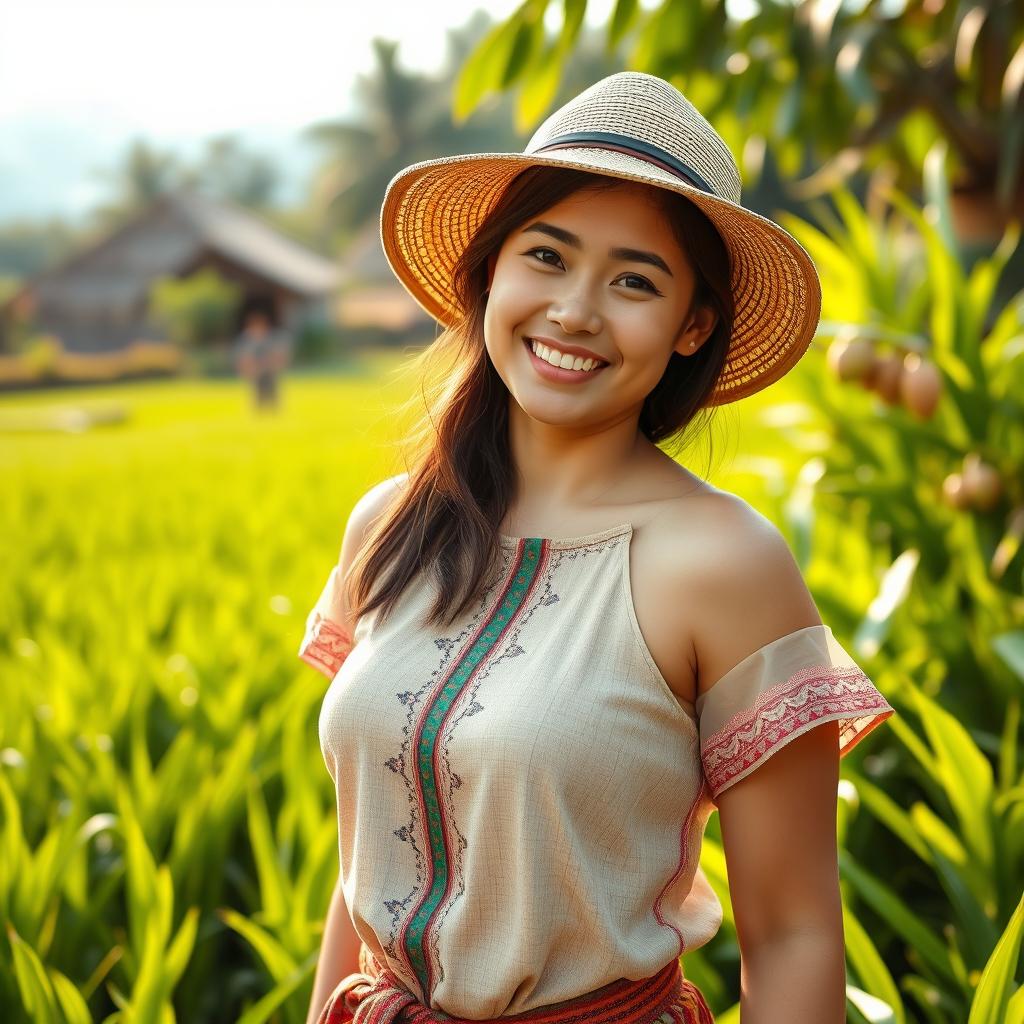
top-left (317, 943), bottom-right (714, 1024)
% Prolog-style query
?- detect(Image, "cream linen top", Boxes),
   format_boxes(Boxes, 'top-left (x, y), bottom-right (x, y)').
top-left (299, 522), bottom-right (895, 1020)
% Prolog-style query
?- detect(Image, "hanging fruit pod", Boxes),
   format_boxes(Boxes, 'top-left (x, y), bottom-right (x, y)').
top-left (869, 350), bottom-right (905, 405)
top-left (942, 472), bottom-right (971, 509)
top-left (899, 352), bottom-right (943, 420)
top-left (961, 452), bottom-right (1003, 511)
top-left (827, 334), bottom-right (875, 383)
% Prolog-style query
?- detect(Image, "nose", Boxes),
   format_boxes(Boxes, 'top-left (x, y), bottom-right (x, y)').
top-left (546, 295), bottom-right (602, 336)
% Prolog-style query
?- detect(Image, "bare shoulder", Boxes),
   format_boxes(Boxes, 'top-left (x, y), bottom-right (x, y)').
top-left (641, 487), bottom-right (823, 701)
top-left (336, 472), bottom-right (410, 574)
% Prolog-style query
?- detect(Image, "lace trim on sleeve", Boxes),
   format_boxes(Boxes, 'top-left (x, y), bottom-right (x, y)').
top-left (298, 610), bottom-right (354, 680)
top-left (701, 663), bottom-right (895, 798)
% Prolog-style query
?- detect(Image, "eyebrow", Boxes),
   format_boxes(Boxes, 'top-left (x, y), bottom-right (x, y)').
top-left (522, 221), bottom-right (674, 277)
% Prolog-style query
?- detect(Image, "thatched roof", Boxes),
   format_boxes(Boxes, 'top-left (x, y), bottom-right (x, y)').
top-left (167, 189), bottom-right (339, 294)
top-left (2, 188), bottom-right (339, 320)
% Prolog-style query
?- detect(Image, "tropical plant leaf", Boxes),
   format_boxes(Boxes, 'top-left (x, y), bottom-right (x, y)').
top-left (967, 889), bottom-right (1024, 1023)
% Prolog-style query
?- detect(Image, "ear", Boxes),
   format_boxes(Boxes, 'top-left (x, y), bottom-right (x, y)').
top-left (674, 301), bottom-right (718, 357)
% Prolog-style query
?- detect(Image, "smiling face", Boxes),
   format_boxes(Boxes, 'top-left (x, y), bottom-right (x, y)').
top-left (482, 181), bottom-right (718, 430)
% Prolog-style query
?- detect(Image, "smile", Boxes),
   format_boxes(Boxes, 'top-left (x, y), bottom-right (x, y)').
top-left (523, 336), bottom-right (609, 374)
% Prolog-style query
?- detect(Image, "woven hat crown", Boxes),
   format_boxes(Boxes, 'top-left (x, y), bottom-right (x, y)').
top-left (379, 70), bottom-right (822, 407)
top-left (525, 72), bottom-right (742, 205)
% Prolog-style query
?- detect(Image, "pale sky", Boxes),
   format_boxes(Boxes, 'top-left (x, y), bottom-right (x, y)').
top-left (0, 0), bottom-right (624, 222)
top-left (0, 0), bottom-right (540, 135)
top-left (0, 0), bottom-right (765, 225)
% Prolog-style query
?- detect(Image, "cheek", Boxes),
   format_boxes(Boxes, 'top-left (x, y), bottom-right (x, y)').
top-left (614, 303), bottom-right (683, 363)
top-left (485, 265), bottom-right (542, 334)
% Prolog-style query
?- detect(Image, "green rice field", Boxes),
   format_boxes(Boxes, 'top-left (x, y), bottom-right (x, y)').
top-left (0, 349), bottom-right (828, 1021)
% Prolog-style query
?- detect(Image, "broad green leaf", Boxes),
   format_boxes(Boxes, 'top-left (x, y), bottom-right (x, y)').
top-left (607, 0), bottom-right (638, 48)
top-left (839, 850), bottom-right (958, 985)
top-left (29, 810), bottom-right (86, 941)
top-left (501, 17), bottom-right (544, 90)
top-left (219, 907), bottom-right (298, 983)
top-left (247, 781), bottom-right (290, 927)
top-left (1006, 982), bottom-right (1024, 1024)
top-left (118, 783), bottom-right (159, 963)
top-left (235, 951), bottom-right (318, 1024)
top-left (843, 904), bottom-right (905, 1024)
top-left (922, 139), bottom-right (959, 262)
top-left (846, 984), bottom-right (899, 1024)
top-left (453, 15), bottom-right (527, 122)
top-left (925, 842), bottom-right (999, 969)
top-left (910, 688), bottom-right (995, 871)
top-left (964, 222), bottom-right (1022, 354)
top-left (7, 922), bottom-right (59, 1023)
top-left (515, 43), bottom-right (564, 132)
top-left (968, 889), bottom-right (1024, 1024)
top-left (50, 967), bottom-right (93, 1024)
top-left (294, 821), bottom-right (337, 931)
top-left (558, 0), bottom-right (586, 51)
top-left (845, 771), bottom-right (931, 865)
top-left (998, 696), bottom-right (1020, 793)
top-left (164, 906), bottom-right (199, 988)
top-left (0, 771), bottom-right (29, 924)
top-left (128, 908), bottom-right (171, 1024)
top-left (992, 630), bottom-right (1024, 682)
top-left (853, 549), bottom-right (918, 659)
top-left (833, 23), bottom-right (879, 108)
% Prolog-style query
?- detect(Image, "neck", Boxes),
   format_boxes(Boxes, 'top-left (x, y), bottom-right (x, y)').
top-left (505, 396), bottom-right (654, 519)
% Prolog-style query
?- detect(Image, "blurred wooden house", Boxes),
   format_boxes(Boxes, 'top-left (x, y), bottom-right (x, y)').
top-left (335, 222), bottom-right (431, 336)
top-left (0, 188), bottom-right (340, 354)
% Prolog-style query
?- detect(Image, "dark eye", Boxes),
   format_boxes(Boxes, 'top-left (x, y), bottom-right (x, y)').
top-left (522, 246), bottom-right (564, 268)
top-left (616, 273), bottom-right (660, 294)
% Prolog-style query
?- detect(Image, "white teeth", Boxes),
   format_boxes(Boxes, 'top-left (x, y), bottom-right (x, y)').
top-left (528, 338), bottom-right (603, 373)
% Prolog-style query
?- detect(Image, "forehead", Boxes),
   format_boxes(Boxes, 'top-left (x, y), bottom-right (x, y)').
top-left (516, 182), bottom-right (682, 249)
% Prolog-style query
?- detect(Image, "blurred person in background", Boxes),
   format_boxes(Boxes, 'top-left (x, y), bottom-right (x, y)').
top-left (233, 309), bottom-right (292, 410)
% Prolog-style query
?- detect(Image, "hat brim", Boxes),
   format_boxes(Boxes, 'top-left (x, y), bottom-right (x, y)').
top-left (379, 146), bottom-right (821, 407)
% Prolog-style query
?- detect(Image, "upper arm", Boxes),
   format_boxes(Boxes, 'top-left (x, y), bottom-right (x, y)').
top-left (689, 501), bottom-right (851, 948)
top-left (297, 472), bottom-right (409, 678)
top-left (690, 500), bottom-right (824, 698)
top-left (336, 472), bottom-right (410, 603)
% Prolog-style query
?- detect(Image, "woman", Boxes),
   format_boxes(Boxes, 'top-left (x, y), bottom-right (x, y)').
top-left (299, 72), bottom-right (896, 1024)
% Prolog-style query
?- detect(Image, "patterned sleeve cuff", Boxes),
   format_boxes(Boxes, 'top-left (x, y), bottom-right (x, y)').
top-left (696, 625), bottom-right (896, 801)
top-left (298, 610), bottom-right (355, 680)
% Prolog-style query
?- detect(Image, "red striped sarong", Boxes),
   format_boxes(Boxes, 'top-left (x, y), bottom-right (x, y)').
top-left (317, 943), bottom-right (715, 1024)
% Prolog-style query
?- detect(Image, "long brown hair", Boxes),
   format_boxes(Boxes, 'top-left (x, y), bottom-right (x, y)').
top-left (346, 166), bottom-right (735, 631)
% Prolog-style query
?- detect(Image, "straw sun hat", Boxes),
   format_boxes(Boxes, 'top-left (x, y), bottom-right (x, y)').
top-left (379, 71), bottom-right (822, 407)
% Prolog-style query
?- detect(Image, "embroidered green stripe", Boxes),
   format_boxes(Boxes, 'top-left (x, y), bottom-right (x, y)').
top-left (404, 538), bottom-right (543, 995)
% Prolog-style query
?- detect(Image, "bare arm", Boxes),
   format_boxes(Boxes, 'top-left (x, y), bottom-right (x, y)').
top-left (304, 472), bottom-right (410, 1024)
top-left (727, 722), bottom-right (847, 1023)
top-left (689, 505), bottom-right (847, 1022)
top-left (306, 876), bottom-right (364, 1024)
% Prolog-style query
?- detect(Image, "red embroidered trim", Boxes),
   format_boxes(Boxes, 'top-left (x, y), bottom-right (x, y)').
top-left (652, 778), bottom-right (712, 956)
top-left (298, 612), bottom-right (354, 680)
top-left (318, 942), bottom-right (713, 1023)
top-left (701, 665), bottom-right (894, 798)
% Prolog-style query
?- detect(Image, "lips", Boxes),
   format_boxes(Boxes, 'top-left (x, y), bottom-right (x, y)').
top-left (523, 336), bottom-right (609, 367)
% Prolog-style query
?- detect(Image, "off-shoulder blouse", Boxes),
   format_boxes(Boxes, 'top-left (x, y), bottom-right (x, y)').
top-left (299, 522), bottom-right (895, 1019)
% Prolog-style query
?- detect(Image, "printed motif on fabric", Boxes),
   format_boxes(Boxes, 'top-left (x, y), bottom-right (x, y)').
top-left (421, 531), bottom-right (631, 985)
top-left (387, 531), bottom-right (629, 1002)
top-left (701, 663), bottom-right (884, 796)
top-left (391, 538), bottom-right (550, 999)
top-left (300, 612), bottom-right (354, 679)
top-left (378, 557), bottom-right (507, 979)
